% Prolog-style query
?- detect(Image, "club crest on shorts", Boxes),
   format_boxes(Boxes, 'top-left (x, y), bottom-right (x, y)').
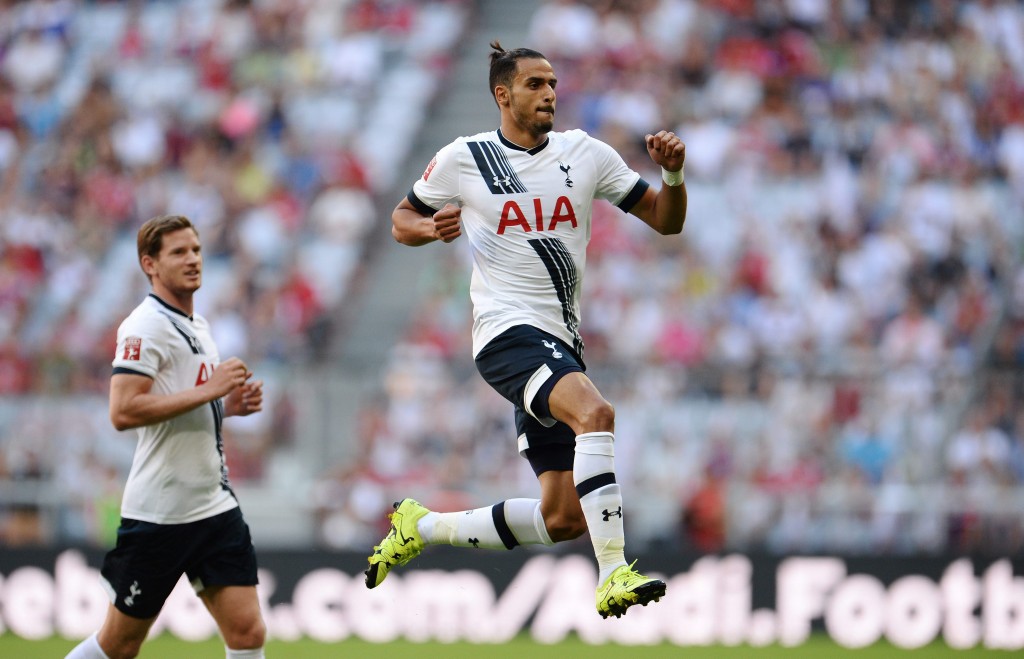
top-left (124, 580), bottom-right (142, 607)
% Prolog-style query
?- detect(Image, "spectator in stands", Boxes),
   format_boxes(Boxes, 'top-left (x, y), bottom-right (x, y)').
top-left (680, 462), bottom-right (728, 553)
top-left (946, 405), bottom-right (1013, 486)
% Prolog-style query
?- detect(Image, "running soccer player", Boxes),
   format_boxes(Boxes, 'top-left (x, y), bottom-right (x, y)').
top-left (365, 42), bottom-right (687, 619)
top-left (66, 215), bottom-right (267, 659)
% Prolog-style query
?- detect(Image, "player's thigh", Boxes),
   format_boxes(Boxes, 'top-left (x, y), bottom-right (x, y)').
top-left (547, 371), bottom-right (614, 432)
top-left (186, 508), bottom-right (259, 593)
top-left (100, 518), bottom-right (195, 620)
top-left (200, 584), bottom-right (264, 640)
top-left (97, 604), bottom-right (157, 656)
top-left (475, 324), bottom-right (584, 425)
top-left (188, 509), bottom-right (263, 645)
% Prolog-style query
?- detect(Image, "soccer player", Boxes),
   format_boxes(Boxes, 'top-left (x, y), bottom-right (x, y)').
top-left (365, 42), bottom-right (687, 619)
top-left (66, 215), bottom-right (268, 659)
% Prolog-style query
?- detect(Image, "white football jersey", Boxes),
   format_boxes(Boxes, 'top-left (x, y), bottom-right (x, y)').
top-left (111, 294), bottom-right (238, 524)
top-left (410, 128), bottom-right (649, 358)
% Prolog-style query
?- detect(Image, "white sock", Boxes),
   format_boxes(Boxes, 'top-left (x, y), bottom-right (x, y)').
top-left (417, 499), bottom-right (554, 549)
top-left (64, 632), bottom-right (110, 659)
top-left (574, 431), bottom-right (627, 584)
top-left (504, 497), bottom-right (555, 546)
top-left (225, 647), bottom-right (265, 658)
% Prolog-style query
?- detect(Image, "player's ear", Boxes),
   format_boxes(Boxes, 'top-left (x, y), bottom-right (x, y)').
top-left (140, 255), bottom-right (156, 277)
top-left (494, 85), bottom-right (510, 107)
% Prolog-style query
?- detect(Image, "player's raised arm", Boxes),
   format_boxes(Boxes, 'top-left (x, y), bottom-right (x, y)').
top-left (392, 198), bottom-right (462, 246)
top-left (628, 130), bottom-right (687, 235)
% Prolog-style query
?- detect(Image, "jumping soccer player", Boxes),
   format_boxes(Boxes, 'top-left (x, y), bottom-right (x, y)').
top-left (365, 42), bottom-right (687, 619)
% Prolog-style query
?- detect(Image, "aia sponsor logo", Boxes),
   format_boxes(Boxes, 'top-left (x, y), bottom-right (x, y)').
top-left (123, 337), bottom-right (142, 361)
top-left (497, 196), bottom-right (577, 235)
top-left (195, 362), bottom-right (215, 386)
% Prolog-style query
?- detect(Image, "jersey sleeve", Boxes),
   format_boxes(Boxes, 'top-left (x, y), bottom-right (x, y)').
top-left (408, 140), bottom-right (462, 215)
top-left (112, 314), bottom-right (166, 379)
top-left (589, 135), bottom-right (650, 214)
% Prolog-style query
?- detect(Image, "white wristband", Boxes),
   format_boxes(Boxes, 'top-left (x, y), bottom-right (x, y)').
top-left (662, 166), bottom-right (684, 187)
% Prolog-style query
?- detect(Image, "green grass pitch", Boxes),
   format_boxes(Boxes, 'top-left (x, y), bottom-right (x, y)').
top-left (3, 634), bottom-right (1013, 657)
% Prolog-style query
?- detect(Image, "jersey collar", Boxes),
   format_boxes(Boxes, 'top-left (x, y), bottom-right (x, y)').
top-left (497, 128), bottom-right (549, 155)
top-left (148, 293), bottom-right (193, 321)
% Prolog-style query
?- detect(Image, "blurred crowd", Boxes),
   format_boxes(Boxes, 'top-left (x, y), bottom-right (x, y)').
top-left (311, 0), bottom-right (1024, 556)
top-left (0, 0), bottom-right (465, 395)
top-left (0, 0), bottom-right (467, 545)
top-left (4, 0), bottom-right (1024, 557)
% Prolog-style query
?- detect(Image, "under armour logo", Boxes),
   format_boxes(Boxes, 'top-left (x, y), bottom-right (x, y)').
top-left (468, 537), bottom-right (480, 548)
top-left (124, 581), bottom-right (142, 607)
top-left (602, 507), bottom-right (622, 521)
top-left (542, 340), bottom-right (562, 359)
top-left (493, 174), bottom-right (512, 187)
top-left (558, 161), bottom-right (573, 188)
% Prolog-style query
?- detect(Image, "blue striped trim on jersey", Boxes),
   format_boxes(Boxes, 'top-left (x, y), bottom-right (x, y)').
top-left (163, 313), bottom-right (205, 356)
top-left (158, 309), bottom-right (234, 497)
top-left (148, 292), bottom-right (192, 320)
top-left (528, 237), bottom-right (583, 357)
top-left (407, 189), bottom-right (438, 216)
top-left (497, 128), bottom-right (549, 155)
top-left (112, 366), bottom-right (150, 377)
top-left (617, 178), bottom-right (650, 215)
top-left (468, 140), bottom-right (528, 195)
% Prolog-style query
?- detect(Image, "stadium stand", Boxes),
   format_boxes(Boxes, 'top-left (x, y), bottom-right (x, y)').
top-left (2, 0), bottom-right (1024, 558)
top-left (0, 0), bottom-right (470, 545)
top-left (310, 0), bottom-right (1024, 556)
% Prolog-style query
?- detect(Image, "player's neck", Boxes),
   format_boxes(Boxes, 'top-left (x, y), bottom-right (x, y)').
top-left (150, 286), bottom-right (195, 318)
top-left (498, 122), bottom-right (547, 150)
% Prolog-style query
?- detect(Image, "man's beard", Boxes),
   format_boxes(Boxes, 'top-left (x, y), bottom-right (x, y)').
top-left (511, 98), bottom-right (554, 137)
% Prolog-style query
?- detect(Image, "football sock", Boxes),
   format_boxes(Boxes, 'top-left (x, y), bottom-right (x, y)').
top-left (504, 497), bottom-right (556, 546)
top-left (64, 632), bottom-right (110, 659)
top-left (225, 647), bottom-right (265, 658)
top-left (418, 498), bottom-right (553, 549)
top-left (574, 431), bottom-right (627, 584)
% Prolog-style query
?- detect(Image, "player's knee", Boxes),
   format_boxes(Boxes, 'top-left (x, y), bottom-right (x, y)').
top-left (225, 617), bottom-right (266, 650)
top-left (575, 399), bottom-right (614, 434)
top-left (545, 512), bottom-right (587, 542)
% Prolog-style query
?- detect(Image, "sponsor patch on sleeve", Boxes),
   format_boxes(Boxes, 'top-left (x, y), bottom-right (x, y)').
top-left (123, 337), bottom-right (143, 361)
top-left (422, 156), bottom-right (437, 181)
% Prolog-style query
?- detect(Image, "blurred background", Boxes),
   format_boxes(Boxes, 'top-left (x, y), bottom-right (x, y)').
top-left (1, 0), bottom-right (1023, 568)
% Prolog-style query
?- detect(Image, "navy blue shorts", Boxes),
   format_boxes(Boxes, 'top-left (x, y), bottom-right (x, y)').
top-left (475, 325), bottom-right (584, 475)
top-left (100, 507), bottom-right (258, 619)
